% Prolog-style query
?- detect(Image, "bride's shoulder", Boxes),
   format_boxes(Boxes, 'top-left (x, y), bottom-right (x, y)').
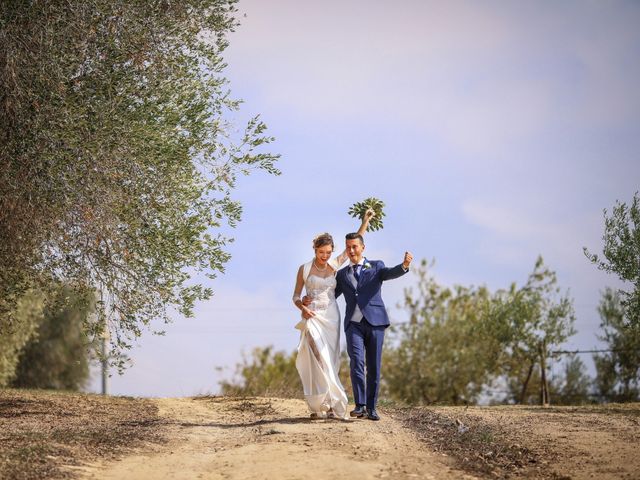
top-left (299, 259), bottom-right (314, 268)
top-left (298, 260), bottom-right (314, 280)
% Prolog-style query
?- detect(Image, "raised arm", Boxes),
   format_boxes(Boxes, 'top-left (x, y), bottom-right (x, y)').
top-left (380, 251), bottom-right (414, 281)
top-left (356, 208), bottom-right (375, 237)
top-left (332, 209), bottom-right (375, 267)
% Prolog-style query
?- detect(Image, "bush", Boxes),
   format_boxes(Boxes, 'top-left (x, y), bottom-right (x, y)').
top-left (11, 286), bottom-right (93, 390)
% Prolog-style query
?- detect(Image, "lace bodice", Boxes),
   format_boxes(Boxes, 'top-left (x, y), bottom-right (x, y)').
top-left (305, 274), bottom-right (337, 311)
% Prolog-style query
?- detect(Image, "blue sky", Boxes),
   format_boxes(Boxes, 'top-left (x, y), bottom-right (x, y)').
top-left (89, 0), bottom-right (639, 397)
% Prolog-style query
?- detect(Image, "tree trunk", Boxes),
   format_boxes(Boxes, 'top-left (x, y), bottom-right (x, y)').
top-left (520, 361), bottom-right (535, 404)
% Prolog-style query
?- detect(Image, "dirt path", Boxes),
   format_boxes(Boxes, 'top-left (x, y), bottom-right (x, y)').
top-left (79, 397), bottom-right (475, 480)
top-left (3, 391), bottom-right (637, 479)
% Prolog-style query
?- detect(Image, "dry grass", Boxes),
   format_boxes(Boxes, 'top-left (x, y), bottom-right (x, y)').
top-left (390, 406), bottom-right (555, 479)
top-left (389, 403), bottom-right (640, 479)
top-left (0, 389), bottom-right (165, 480)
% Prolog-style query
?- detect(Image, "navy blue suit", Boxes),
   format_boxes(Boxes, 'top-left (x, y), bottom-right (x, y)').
top-left (335, 259), bottom-right (407, 411)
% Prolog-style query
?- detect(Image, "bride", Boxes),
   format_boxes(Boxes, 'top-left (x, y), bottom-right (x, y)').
top-left (292, 210), bottom-right (373, 419)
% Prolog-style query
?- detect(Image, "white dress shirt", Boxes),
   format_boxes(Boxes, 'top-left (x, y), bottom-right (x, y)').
top-left (347, 259), bottom-right (365, 323)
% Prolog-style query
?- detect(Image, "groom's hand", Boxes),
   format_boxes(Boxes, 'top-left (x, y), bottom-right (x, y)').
top-left (301, 295), bottom-right (312, 306)
top-left (402, 251), bottom-right (413, 270)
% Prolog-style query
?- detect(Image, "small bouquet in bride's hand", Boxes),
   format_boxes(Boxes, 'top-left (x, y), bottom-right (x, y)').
top-left (348, 197), bottom-right (385, 231)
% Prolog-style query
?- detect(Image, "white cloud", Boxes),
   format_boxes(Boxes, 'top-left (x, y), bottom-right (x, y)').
top-left (461, 197), bottom-right (603, 269)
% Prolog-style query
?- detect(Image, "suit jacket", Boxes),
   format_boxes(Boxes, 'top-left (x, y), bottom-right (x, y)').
top-left (335, 258), bottom-right (407, 331)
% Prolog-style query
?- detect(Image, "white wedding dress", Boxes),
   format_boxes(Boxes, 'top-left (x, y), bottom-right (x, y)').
top-left (294, 257), bottom-right (349, 419)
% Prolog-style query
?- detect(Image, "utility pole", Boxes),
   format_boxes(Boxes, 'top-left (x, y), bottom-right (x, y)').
top-left (97, 289), bottom-right (109, 396)
top-left (101, 324), bottom-right (109, 395)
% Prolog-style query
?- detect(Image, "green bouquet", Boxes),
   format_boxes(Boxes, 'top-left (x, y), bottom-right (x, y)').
top-left (348, 197), bottom-right (385, 232)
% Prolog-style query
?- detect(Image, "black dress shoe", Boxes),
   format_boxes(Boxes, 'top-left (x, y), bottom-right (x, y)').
top-left (367, 409), bottom-right (380, 421)
top-left (350, 405), bottom-right (366, 418)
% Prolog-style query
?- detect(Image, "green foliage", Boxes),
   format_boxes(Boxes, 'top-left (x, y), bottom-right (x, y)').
top-left (593, 288), bottom-right (640, 402)
top-left (219, 347), bottom-right (301, 398)
top-left (385, 257), bottom-right (577, 405)
top-left (0, 1), bottom-right (279, 366)
top-left (489, 256), bottom-right (576, 403)
top-left (584, 192), bottom-right (640, 330)
top-left (11, 285), bottom-right (93, 391)
top-left (0, 290), bottom-right (45, 387)
top-left (384, 259), bottom-right (496, 405)
top-left (221, 258), bottom-right (580, 406)
top-left (219, 347), bottom-right (353, 400)
top-left (552, 355), bottom-right (592, 405)
top-left (348, 198), bottom-right (385, 231)
top-left (510, 355), bottom-right (592, 405)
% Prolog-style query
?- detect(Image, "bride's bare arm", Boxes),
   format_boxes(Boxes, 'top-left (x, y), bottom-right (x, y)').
top-left (292, 266), bottom-right (315, 318)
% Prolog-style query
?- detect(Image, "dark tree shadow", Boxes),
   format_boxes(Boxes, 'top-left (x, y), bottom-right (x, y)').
top-left (173, 416), bottom-right (351, 429)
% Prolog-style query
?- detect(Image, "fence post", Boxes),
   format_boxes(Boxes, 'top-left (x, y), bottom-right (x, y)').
top-left (539, 340), bottom-right (550, 406)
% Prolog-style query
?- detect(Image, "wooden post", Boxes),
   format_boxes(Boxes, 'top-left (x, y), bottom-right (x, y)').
top-left (539, 341), bottom-right (550, 407)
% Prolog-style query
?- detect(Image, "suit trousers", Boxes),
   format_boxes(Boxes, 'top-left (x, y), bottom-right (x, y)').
top-left (345, 318), bottom-right (386, 411)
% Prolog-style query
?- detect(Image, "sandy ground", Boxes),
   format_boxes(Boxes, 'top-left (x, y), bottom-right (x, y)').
top-left (77, 397), bottom-right (475, 480)
top-left (4, 391), bottom-right (636, 480)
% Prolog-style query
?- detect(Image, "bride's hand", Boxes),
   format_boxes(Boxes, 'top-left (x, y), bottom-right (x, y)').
top-left (301, 306), bottom-right (316, 319)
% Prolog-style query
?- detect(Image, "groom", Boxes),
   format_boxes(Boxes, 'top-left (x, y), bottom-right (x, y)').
top-left (335, 233), bottom-right (413, 421)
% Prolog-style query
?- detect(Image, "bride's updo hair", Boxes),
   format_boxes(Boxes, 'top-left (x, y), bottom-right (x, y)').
top-left (312, 232), bottom-right (334, 250)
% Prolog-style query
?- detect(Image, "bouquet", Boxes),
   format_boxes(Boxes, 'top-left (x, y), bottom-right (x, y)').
top-left (348, 197), bottom-right (385, 232)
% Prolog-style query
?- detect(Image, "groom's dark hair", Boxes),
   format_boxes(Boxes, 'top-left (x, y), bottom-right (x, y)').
top-left (345, 233), bottom-right (364, 245)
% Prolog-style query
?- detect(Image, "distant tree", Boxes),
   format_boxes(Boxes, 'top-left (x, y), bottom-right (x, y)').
top-left (490, 257), bottom-right (576, 405)
top-left (12, 285), bottom-right (93, 390)
top-left (550, 355), bottom-right (592, 405)
top-left (508, 355), bottom-right (591, 405)
top-left (219, 347), bottom-right (352, 400)
top-left (0, 290), bottom-right (45, 387)
top-left (1, 1), bottom-right (279, 367)
top-left (384, 260), bottom-right (496, 405)
top-left (584, 192), bottom-right (640, 331)
top-left (219, 347), bottom-right (301, 398)
top-left (593, 288), bottom-right (640, 402)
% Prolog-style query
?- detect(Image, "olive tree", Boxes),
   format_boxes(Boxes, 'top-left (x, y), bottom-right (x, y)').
top-left (219, 347), bottom-right (302, 398)
top-left (593, 288), bottom-right (640, 401)
top-left (585, 192), bottom-right (640, 331)
top-left (384, 260), bottom-right (497, 405)
top-left (491, 257), bottom-right (576, 404)
top-left (1, 0), bottom-right (279, 372)
top-left (12, 285), bottom-right (93, 390)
